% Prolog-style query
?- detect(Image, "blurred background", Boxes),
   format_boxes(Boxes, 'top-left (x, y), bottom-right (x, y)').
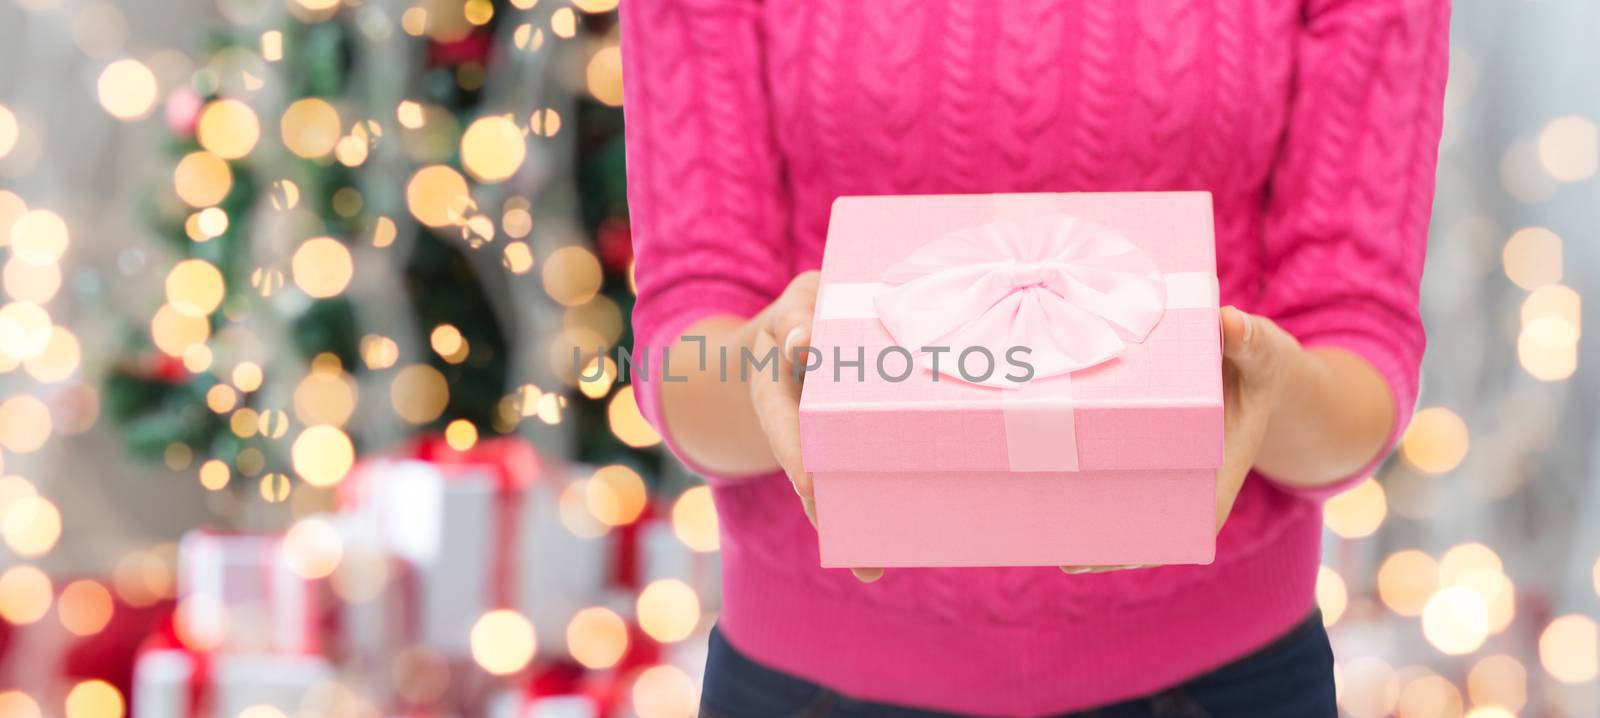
top-left (0, 0), bottom-right (1593, 716)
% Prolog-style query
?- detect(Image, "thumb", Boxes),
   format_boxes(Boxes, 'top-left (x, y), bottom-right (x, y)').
top-left (1222, 306), bottom-right (1263, 364)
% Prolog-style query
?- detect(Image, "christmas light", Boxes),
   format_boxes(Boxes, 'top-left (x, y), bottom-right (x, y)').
top-left (542, 246), bottom-right (602, 306)
top-left (96, 59), bottom-right (157, 120)
top-left (406, 164), bottom-right (473, 228)
top-left (24, 327), bottom-right (81, 383)
top-left (0, 565), bottom-right (53, 624)
top-left (630, 665), bottom-right (698, 718)
top-left (173, 151), bottom-right (233, 208)
top-left (63, 680), bottom-right (123, 718)
top-left (390, 364), bottom-right (449, 424)
top-left (0, 106), bottom-right (17, 158)
top-left (280, 98), bottom-right (342, 159)
top-left (1537, 115), bottom-right (1598, 181)
top-left (291, 237), bottom-right (354, 298)
top-left (282, 517), bottom-right (343, 579)
top-left (166, 259), bottom-right (226, 316)
top-left (57, 579), bottom-right (114, 636)
top-left (1540, 615), bottom-right (1599, 683)
top-left (0, 691), bottom-right (40, 718)
top-left (291, 426), bottom-right (355, 487)
top-left (9, 209), bottom-right (69, 265)
top-left (1400, 408), bottom-right (1469, 475)
top-left (470, 609), bottom-right (536, 675)
top-left (586, 46), bottom-right (624, 107)
top-left (1422, 586), bottom-right (1490, 656)
top-left (586, 464), bottom-right (646, 526)
top-left (1315, 566), bottom-right (1347, 626)
top-left (1502, 226), bottom-right (1562, 290)
top-left (1468, 655), bottom-right (1527, 713)
top-left (1378, 550), bottom-right (1439, 617)
top-left (2, 495), bottom-right (61, 557)
top-left (1323, 477), bottom-right (1386, 539)
top-left (672, 486), bottom-right (719, 553)
top-left (566, 606), bottom-right (629, 669)
top-left (1395, 675), bottom-right (1461, 718)
top-left (609, 386), bottom-right (662, 449)
top-left (636, 579), bottom-right (699, 643)
top-left (0, 395), bottom-right (52, 453)
top-left (197, 99), bottom-right (261, 159)
top-left (150, 303), bottom-right (210, 356)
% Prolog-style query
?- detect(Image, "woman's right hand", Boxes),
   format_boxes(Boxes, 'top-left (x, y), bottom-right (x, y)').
top-left (746, 271), bottom-right (884, 583)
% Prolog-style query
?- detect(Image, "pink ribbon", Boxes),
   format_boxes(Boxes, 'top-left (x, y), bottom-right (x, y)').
top-left (873, 213), bottom-right (1166, 386)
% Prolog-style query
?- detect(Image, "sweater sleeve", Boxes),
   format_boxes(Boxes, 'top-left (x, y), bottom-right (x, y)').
top-left (619, 0), bottom-right (792, 469)
top-left (1252, 0), bottom-right (1450, 498)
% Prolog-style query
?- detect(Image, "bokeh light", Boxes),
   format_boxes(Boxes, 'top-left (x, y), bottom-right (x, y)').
top-left (460, 115), bottom-right (526, 182)
top-left (636, 578), bottom-right (699, 643)
top-left (291, 426), bottom-right (354, 487)
top-left (9, 209), bottom-right (69, 265)
top-left (96, 60), bottom-right (158, 120)
top-left (630, 665), bottom-right (698, 718)
top-left (197, 98), bottom-right (261, 159)
top-left (1323, 477), bottom-right (1386, 539)
top-left (1401, 408), bottom-right (1469, 475)
top-left (282, 517), bottom-right (343, 579)
top-left (291, 237), bottom-right (354, 298)
top-left (671, 486), bottom-right (719, 552)
top-left (173, 151), bottom-right (233, 208)
top-left (470, 609), bottom-right (536, 675)
top-left (406, 165), bottom-right (472, 228)
top-left (280, 97), bottom-right (342, 159)
top-left (0, 565), bottom-right (54, 624)
top-left (2, 494), bottom-right (61, 557)
top-left (565, 606), bottom-right (629, 669)
top-left (63, 680), bottom-right (123, 718)
top-left (57, 579), bottom-right (114, 636)
top-left (390, 364), bottom-right (449, 424)
top-left (1540, 614), bottom-right (1599, 683)
top-left (1421, 586), bottom-right (1490, 656)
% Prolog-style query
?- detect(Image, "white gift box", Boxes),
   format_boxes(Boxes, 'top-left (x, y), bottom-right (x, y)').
top-left (487, 691), bottom-right (602, 718)
top-left (343, 457), bottom-right (611, 658)
top-left (636, 518), bottom-right (720, 611)
top-left (176, 530), bottom-right (318, 654)
top-left (132, 649), bottom-right (335, 718)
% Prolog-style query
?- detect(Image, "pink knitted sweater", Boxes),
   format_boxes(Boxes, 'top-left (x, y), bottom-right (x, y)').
top-left (620, 1), bottom-right (1447, 714)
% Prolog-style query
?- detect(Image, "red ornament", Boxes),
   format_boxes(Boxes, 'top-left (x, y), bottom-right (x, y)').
top-left (596, 219), bottom-right (634, 274)
top-left (427, 31), bottom-right (494, 67)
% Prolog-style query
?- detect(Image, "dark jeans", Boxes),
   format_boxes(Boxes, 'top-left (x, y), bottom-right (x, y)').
top-left (701, 612), bottom-right (1335, 718)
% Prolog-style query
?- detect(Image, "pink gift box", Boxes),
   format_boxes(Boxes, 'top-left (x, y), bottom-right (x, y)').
top-left (799, 192), bottom-right (1223, 568)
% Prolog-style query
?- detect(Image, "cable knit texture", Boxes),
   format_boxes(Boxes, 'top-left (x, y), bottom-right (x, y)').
top-left (621, 1), bottom-right (1447, 714)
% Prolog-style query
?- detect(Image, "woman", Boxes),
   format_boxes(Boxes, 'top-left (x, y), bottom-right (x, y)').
top-left (619, 1), bottom-right (1447, 715)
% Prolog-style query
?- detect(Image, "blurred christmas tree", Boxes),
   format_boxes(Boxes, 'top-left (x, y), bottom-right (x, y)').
top-left (100, 0), bottom-right (654, 507)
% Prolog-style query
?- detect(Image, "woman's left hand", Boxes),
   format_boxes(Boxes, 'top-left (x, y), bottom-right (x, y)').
top-left (1061, 306), bottom-right (1300, 575)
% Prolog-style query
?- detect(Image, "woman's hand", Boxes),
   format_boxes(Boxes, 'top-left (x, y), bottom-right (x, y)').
top-left (1062, 306), bottom-right (1299, 575)
top-left (746, 272), bottom-right (886, 583)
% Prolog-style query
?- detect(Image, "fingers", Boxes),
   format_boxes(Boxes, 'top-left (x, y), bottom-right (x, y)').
top-left (1060, 564), bottom-right (1152, 574)
top-left (851, 567), bottom-right (885, 583)
top-left (1220, 305), bottom-right (1256, 361)
top-left (749, 330), bottom-right (811, 499)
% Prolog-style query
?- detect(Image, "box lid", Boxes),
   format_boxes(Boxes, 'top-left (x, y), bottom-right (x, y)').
top-left (798, 192), bottom-right (1223, 474)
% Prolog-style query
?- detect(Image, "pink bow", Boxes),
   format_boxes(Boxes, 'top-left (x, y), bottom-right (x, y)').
top-left (874, 214), bottom-right (1167, 386)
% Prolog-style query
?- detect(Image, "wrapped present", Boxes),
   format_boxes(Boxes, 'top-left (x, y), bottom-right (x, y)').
top-left (486, 664), bottom-right (605, 718)
top-left (131, 647), bottom-right (336, 718)
top-left (340, 437), bottom-right (610, 659)
top-left (131, 612), bottom-right (335, 718)
top-left (621, 517), bottom-right (719, 613)
top-left (176, 529), bottom-right (319, 654)
top-left (799, 192), bottom-right (1223, 567)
